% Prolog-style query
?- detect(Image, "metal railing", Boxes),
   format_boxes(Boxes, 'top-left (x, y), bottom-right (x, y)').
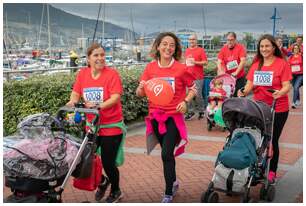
top-left (3, 63), bottom-right (148, 81)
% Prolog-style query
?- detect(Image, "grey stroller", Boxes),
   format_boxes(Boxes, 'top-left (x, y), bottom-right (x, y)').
top-left (201, 97), bottom-right (277, 203)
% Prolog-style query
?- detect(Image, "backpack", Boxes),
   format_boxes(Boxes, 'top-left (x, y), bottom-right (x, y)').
top-left (216, 132), bottom-right (257, 170)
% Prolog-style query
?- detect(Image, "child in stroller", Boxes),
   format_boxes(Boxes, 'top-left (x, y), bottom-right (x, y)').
top-left (3, 105), bottom-right (100, 203)
top-left (207, 79), bottom-right (227, 116)
top-left (206, 73), bottom-right (236, 131)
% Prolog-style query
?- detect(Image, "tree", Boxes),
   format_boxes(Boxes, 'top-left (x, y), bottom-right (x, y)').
top-left (211, 36), bottom-right (221, 47)
top-left (243, 32), bottom-right (255, 46)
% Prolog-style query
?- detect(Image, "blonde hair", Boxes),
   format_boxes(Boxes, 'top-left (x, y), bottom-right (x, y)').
top-left (214, 79), bottom-right (223, 87)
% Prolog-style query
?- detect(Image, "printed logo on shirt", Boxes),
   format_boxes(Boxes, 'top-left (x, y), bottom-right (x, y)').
top-left (253, 71), bottom-right (273, 86)
top-left (291, 65), bottom-right (301, 72)
top-left (83, 87), bottom-right (104, 104)
top-left (226, 60), bottom-right (238, 70)
top-left (209, 92), bottom-right (222, 97)
top-left (159, 77), bottom-right (175, 91)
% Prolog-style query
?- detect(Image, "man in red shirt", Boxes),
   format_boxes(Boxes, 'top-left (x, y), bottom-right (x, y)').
top-left (275, 36), bottom-right (288, 58)
top-left (217, 32), bottom-right (247, 97)
top-left (184, 34), bottom-right (208, 120)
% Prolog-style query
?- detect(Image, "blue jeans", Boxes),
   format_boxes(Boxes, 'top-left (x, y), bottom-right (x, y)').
top-left (292, 74), bottom-right (303, 103)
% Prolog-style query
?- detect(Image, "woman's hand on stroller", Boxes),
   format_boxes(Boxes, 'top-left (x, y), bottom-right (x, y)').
top-left (84, 101), bottom-right (100, 109)
top-left (176, 101), bottom-right (188, 114)
top-left (237, 88), bottom-right (245, 97)
top-left (66, 100), bottom-right (77, 107)
top-left (269, 89), bottom-right (282, 99)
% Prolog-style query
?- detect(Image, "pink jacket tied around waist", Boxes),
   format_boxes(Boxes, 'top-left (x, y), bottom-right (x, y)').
top-left (145, 110), bottom-right (188, 157)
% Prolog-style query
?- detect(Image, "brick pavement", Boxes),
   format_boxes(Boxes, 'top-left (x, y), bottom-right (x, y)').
top-left (3, 96), bottom-right (303, 203)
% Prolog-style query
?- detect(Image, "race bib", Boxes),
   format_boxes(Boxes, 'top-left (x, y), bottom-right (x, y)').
top-left (226, 60), bottom-right (238, 70)
top-left (253, 71), bottom-right (273, 86)
top-left (83, 87), bottom-right (104, 104)
top-left (186, 57), bottom-right (195, 67)
top-left (291, 65), bottom-right (301, 72)
top-left (159, 77), bottom-right (175, 91)
top-left (209, 92), bottom-right (221, 97)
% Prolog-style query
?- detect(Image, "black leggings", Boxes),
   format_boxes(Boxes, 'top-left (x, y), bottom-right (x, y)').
top-left (96, 134), bottom-right (123, 192)
top-left (270, 111), bottom-right (289, 173)
top-left (151, 117), bottom-right (180, 196)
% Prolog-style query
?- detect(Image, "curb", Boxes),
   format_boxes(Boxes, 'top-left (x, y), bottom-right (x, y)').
top-left (126, 121), bottom-right (146, 132)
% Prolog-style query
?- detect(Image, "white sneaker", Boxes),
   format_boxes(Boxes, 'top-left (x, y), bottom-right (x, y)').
top-left (292, 103), bottom-right (297, 109)
top-left (296, 100), bottom-right (301, 106)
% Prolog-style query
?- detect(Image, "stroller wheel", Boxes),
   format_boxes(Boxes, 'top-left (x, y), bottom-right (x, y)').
top-left (259, 184), bottom-right (275, 202)
top-left (240, 187), bottom-right (250, 203)
top-left (207, 191), bottom-right (219, 203)
top-left (200, 190), bottom-right (210, 203)
top-left (266, 185), bottom-right (276, 202)
top-left (200, 182), bottom-right (214, 203)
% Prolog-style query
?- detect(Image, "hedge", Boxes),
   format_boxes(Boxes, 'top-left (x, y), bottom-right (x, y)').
top-left (3, 66), bottom-right (148, 136)
top-left (4, 60), bottom-right (252, 136)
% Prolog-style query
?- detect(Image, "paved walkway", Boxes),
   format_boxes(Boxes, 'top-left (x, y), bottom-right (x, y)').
top-left (3, 96), bottom-right (303, 203)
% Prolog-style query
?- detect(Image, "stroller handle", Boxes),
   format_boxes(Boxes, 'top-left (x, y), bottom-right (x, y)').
top-left (57, 106), bottom-right (99, 116)
top-left (267, 89), bottom-right (276, 110)
top-left (56, 106), bottom-right (100, 125)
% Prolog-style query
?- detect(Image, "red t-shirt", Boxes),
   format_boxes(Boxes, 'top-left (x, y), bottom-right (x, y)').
top-left (218, 43), bottom-right (246, 79)
top-left (140, 60), bottom-right (195, 114)
top-left (208, 87), bottom-right (227, 101)
top-left (281, 47), bottom-right (288, 57)
top-left (246, 57), bottom-right (292, 112)
top-left (185, 47), bottom-right (208, 79)
top-left (73, 66), bottom-right (123, 136)
top-left (288, 54), bottom-right (303, 75)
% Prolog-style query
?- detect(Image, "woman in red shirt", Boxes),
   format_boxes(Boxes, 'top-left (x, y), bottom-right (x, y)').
top-left (136, 32), bottom-right (196, 203)
top-left (288, 44), bottom-right (303, 108)
top-left (66, 43), bottom-right (124, 203)
top-left (238, 34), bottom-right (292, 184)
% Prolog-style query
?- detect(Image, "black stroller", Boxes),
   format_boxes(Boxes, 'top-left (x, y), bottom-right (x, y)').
top-left (4, 105), bottom-right (100, 203)
top-left (201, 97), bottom-right (277, 203)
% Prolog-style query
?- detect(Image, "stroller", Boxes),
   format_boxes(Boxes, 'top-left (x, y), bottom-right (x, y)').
top-left (206, 73), bottom-right (236, 131)
top-left (4, 104), bottom-right (100, 203)
top-left (201, 97), bottom-right (277, 203)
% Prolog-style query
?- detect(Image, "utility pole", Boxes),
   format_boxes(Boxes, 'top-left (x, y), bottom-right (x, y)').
top-left (270, 7), bottom-right (281, 37)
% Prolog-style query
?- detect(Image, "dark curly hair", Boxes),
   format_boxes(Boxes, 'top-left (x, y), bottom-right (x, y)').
top-left (150, 32), bottom-right (182, 61)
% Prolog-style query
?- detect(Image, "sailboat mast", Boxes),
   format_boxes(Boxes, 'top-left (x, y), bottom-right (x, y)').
top-left (38, 4), bottom-right (45, 49)
top-left (102, 3), bottom-right (105, 43)
top-left (202, 7), bottom-right (207, 36)
top-left (47, 4), bottom-right (51, 52)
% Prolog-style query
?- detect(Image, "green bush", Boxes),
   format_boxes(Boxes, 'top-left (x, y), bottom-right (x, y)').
top-left (4, 67), bottom-right (148, 136)
top-left (4, 60), bottom-right (254, 136)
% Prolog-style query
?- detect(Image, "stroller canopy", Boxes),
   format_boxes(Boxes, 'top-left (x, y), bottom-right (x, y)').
top-left (209, 73), bottom-right (236, 97)
top-left (222, 98), bottom-right (273, 135)
top-left (3, 113), bottom-right (80, 180)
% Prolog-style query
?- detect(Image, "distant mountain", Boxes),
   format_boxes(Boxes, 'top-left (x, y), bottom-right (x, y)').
top-left (3, 3), bottom-right (138, 49)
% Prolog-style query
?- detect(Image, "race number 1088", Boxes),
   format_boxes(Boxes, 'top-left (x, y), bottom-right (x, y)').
top-left (253, 71), bottom-right (273, 86)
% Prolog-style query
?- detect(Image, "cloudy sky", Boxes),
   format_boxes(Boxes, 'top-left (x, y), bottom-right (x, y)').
top-left (51, 3), bottom-right (302, 36)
